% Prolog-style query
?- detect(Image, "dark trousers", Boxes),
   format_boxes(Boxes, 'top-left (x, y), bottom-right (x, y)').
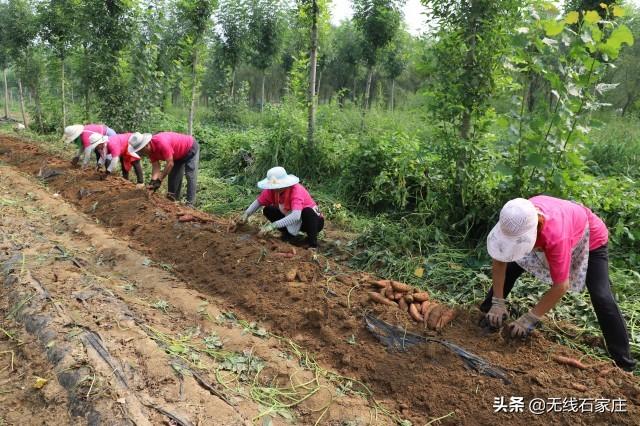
top-left (167, 140), bottom-right (199, 206)
top-left (263, 205), bottom-right (325, 247)
top-left (480, 245), bottom-right (636, 371)
top-left (122, 160), bottom-right (144, 184)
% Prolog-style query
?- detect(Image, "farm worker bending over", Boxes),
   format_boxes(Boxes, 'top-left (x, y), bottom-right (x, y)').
top-left (481, 196), bottom-right (636, 372)
top-left (237, 167), bottom-right (324, 248)
top-left (62, 124), bottom-right (116, 168)
top-left (128, 131), bottom-right (200, 206)
top-left (98, 132), bottom-right (143, 184)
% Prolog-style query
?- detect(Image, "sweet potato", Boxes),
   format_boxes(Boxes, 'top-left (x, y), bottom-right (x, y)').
top-left (409, 303), bottom-right (424, 322)
top-left (284, 268), bottom-right (298, 281)
top-left (371, 279), bottom-right (390, 288)
top-left (393, 292), bottom-right (404, 301)
top-left (404, 294), bottom-right (414, 304)
top-left (420, 301), bottom-right (432, 316)
top-left (398, 297), bottom-right (408, 312)
top-left (571, 382), bottom-right (588, 392)
top-left (275, 252), bottom-right (295, 258)
top-left (422, 302), bottom-right (438, 321)
top-left (385, 286), bottom-right (395, 299)
top-left (427, 305), bottom-right (445, 330)
top-left (390, 280), bottom-right (413, 293)
top-left (413, 292), bottom-right (430, 302)
top-left (369, 291), bottom-right (398, 307)
top-left (379, 287), bottom-right (388, 297)
top-left (552, 355), bottom-right (589, 370)
top-left (178, 214), bottom-right (195, 222)
top-left (435, 308), bottom-right (457, 331)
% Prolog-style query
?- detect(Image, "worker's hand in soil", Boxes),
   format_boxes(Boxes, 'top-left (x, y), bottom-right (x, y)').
top-left (148, 179), bottom-right (162, 192)
top-left (236, 213), bottom-right (248, 225)
top-left (486, 297), bottom-right (508, 328)
top-left (136, 183), bottom-right (145, 189)
top-left (70, 157), bottom-right (80, 167)
top-left (508, 311), bottom-right (540, 339)
top-left (258, 223), bottom-right (275, 237)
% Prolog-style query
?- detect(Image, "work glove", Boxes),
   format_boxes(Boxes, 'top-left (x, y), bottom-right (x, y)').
top-left (486, 297), bottom-right (508, 328)
top-left (257, 223), bottom-right (276, 237)
top-left (237, 213), bottom-right (249, 225)
top-left (70, 156), bottom-right (80, 167)
top-left (147, 179), bottom-right (162, 192)
top-left (508, 311), bottom-right (541, 339)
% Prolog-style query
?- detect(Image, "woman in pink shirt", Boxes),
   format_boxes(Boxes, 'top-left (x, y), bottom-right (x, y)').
top-left (62, 123), bottom-right (116, 168)
top-left (98, 133), bottom-right (143, 183)
top-left (482, 196), bottom-right (635, 371)
top-left (128, 131), bottom-right (199, 206)
top-left (236, 167), bottom-right (324, 248)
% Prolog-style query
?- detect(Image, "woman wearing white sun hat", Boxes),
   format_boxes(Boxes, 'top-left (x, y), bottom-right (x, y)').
top-left (481, 195), bottom-right (635, 371)
top-left (128, 131), bottom-right (199, 206)
top-left (62, 123), bottom-right (116, 167)
top-left (236, 167), bottom-right (324, 248)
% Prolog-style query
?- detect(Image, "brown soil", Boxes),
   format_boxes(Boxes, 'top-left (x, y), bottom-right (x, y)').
top-left (1, 134), bottom-right (639, 425)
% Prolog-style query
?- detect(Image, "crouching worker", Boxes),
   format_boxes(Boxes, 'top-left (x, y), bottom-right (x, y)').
top-left (237, 167), bottom-right (324, 248)
top-left (128, 132), bottom-right (199, 206)
top-left (481, 196), bottom-right (636, 372)
top-left (98, 132), bottom-right (143, 183)
top-left (62, 124), bottom-right (116, 168)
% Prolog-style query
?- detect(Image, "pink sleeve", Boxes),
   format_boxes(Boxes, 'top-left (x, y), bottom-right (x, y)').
top-left (289, 186), bottom-right (305, 211)
top-left (545, 239), bottom-right (572, 284)
top-left (256, 190), bottom-right (273, 206)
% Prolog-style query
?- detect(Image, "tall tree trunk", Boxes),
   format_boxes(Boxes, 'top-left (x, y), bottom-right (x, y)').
top-left (2, 68), bottom-right (8, 119)
top-left (260, 71), bottom-right (266, 113)
top-left (187, 51), bottom-right (198, 136)
top-left (316, 70), bottom-right (322, 98)
top-left (306, 0), bottom-right (318, 151)
top-left (360, 67), bottom-right (373, 130)
top-left (364, 67), bottom-right (373, 110)
top-left (33, 86), bottom-right (43, 133)
top-left (18, 79), bottom-right (28, 128)
top-left (230, 67), bottom-right (236, 98)
top-left (61, 58), bottom-right (67, 129)
top-left (352, 76), bottom-right (357, 103)
top-left (390, 79), bottom-right (395, 112)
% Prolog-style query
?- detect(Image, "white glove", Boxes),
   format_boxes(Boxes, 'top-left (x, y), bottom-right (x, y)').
top-left (486, 297), bottom-right (508, 328)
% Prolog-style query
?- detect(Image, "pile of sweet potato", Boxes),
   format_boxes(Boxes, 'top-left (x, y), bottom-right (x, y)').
top-left (368, 279), bottom-right (457, 331)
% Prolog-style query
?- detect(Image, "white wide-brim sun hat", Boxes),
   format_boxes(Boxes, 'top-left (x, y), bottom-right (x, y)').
top-left (128, 132), bottom-right (153, 154)
top-left (487, 198), bottom-right (539, 263)
top-left (87, 133), bottom-right (108, 151)
top-left (63, 124), bottom-right (85, 144)
top-left (257, 166), bottom-right (300, 190)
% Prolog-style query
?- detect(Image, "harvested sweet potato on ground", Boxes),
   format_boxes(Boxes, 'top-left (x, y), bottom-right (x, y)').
top-left (435, 308), bottom-right (457, 331)
top-left (553, 355), bottom-right (589, 370)
top-left (284, 268), bottom-right (297, 281)
top-left (390, 281), bottom-right (413, 293)
top-left (404, 294), bottom-right (414, 304)
top-left (393, 292), bottom-right (404, 301)
top-left (398, 297), bottom-right (408, 312)
top-left (571, 382), bottom-right (588, 392)
top-left (421, 301), bottom-right (438, 321)
top-left (371, 279), bottom-right (390, 288)
top-left (427, 305), bottom-right (445, 330)
top-left (369, 292), bottom-right (398, 307)
top-left (178, 214), bottom-right (195, 222)
top-left (413, 292), bottom-right (430, 302)
top-left (385, 286), bottom-right (395, 299)
top-left (409, 303), bottom-right (424, 322)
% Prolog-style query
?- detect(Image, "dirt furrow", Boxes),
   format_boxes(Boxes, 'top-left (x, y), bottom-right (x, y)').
top-left (1, 134), bottom-right (639, 425)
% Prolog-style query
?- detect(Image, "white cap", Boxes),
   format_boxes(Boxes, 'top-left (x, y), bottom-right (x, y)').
top-left (487, 198), bottom-right (539, 262)
top-left (63, 124), bottom-right (84, 143)
top-left (88, 133), bottom-right (108, 151)
top-left (257, 167), bottom-right (300, 190)
top-left (128, 132), bottom-right (152, 154)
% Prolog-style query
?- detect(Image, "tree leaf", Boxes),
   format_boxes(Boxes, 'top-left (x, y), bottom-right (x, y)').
top-left (612, 5), bottom-right (625, 17)
top-left (584, 10), bottom-right (601, 24)
top-left (608, 24), bottom-right (634, 49)
top-left (565, 11), bottom-right (579, 25)
top-left (543, 20), bottom-right (565, 37)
